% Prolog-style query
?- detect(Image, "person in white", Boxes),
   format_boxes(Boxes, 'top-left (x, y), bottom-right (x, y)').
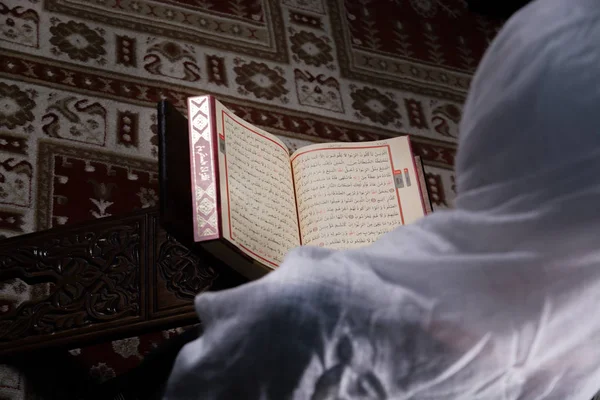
top-left (163, 0), bottom-right (600, 398)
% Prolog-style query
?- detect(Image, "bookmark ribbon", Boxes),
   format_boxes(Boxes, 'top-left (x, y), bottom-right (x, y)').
top-left (219, 136), bottom-right (226, 154)
top-left (394, 169), bottom-right (411, 188)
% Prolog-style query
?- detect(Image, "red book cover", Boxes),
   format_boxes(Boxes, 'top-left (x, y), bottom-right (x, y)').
top-left (187, 96), bottom-right (220, 242)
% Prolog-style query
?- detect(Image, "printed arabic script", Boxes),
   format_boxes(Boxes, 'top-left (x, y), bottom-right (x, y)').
top-left (293, 147), bottom-right (402, 250)
top-left (224, 115), bottom-right (300, 265)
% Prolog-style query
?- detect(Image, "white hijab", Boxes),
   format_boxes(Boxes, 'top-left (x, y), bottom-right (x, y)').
top-left (164, 0), bottom-right (600, 398)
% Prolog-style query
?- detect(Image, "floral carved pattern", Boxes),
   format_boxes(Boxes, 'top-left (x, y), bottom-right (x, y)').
top-left (157, 235), bottom-right (218, 299)
top-left (0, 221), bottom-right (141, 341)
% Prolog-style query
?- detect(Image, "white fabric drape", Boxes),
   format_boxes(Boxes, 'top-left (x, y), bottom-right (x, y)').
top-left (164, 0), bottom-right (600, 398)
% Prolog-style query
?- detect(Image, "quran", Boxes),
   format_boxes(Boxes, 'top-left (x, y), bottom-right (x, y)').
top-left (179, 95), bottom-right (431, 278)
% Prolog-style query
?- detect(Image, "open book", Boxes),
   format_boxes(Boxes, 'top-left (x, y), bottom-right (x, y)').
top-left (185, 95), bottom-right (430, 277)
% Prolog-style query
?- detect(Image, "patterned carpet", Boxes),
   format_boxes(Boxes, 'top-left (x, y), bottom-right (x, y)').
top-left (0, 0), bottom-right (504, 397)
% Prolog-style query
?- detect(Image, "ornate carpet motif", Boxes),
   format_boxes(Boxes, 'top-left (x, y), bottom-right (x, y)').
top-left (330, 0), bottom-right (499, 100)
top-left (36, 140), bottom-right (159, 230)
top-left (0, 0), bottom-right (497, 241)
top-left (0, 0), bottom-right (503, 397)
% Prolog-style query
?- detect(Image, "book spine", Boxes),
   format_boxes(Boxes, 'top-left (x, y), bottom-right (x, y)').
top-left (187, 95), bottom-right (221, 242)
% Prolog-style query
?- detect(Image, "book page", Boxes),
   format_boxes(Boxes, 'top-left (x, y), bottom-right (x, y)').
top-left (215, 101), bottom-right (300, 268)
top-left (291, 137), bottom-right (425, 250)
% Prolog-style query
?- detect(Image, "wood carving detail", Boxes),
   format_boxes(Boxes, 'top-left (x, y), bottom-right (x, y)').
top-left (0, 223), bottom-right (141, 341)
top-left (157, 235), bottom-right (218, 299)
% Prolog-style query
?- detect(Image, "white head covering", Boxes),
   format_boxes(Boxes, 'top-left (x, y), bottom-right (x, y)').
top-left (164, 0), bottom-right (600, 398)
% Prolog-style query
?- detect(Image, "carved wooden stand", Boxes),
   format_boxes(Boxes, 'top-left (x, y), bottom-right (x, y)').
top-left (0, 207), bottom-right (245, 356)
